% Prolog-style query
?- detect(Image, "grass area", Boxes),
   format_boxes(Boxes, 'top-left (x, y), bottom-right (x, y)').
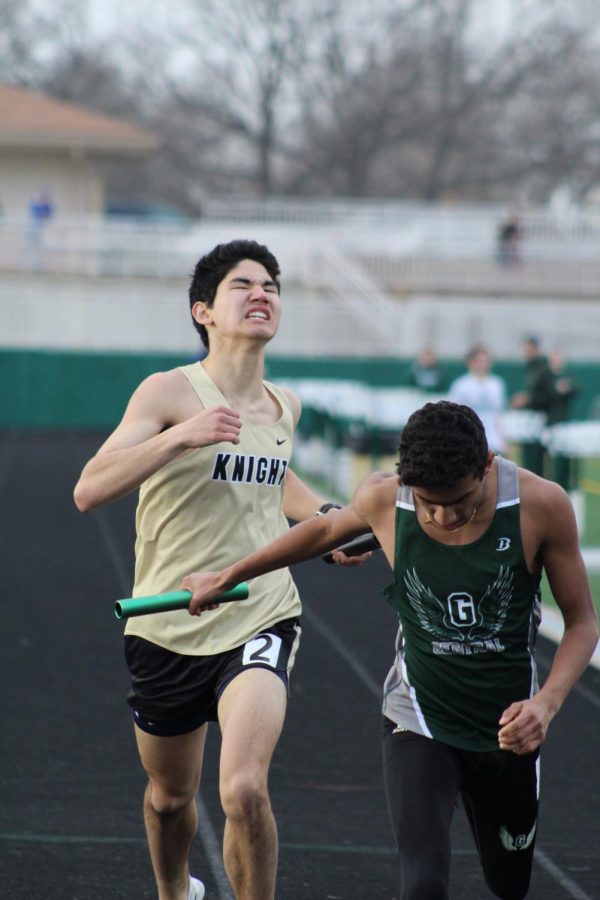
top-left (588, 574), bottom-right (600, 619)
top-left (580, 457), bottom-right (600, 546)
top-left (499, 455), bottom-right (600, 616)
top-left (576, 459), bottom-right (600, 619)
top-left (542, 572), bottom-right (600, 621)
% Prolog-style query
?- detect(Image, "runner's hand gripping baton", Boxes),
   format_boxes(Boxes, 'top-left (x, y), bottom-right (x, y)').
top-left (114, 582), bottom-right (249, 619)
top-left (321, 533), bottom-right (381, 564)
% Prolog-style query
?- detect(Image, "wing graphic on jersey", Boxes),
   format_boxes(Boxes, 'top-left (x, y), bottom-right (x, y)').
top-left (499, 821), bottom-right (536, 852)
top-left (467, 565), bottom-right (513, 640)
top-left (404, 567), bottom-right (463, 641)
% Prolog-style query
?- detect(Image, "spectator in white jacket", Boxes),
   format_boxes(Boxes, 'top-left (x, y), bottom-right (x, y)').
top-left (448, 345), bottom-right (507, 453)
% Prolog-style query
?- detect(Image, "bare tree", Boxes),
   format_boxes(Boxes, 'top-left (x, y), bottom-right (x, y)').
top-left (0, 0), bottom-right (81, 83)
top-left (6, 0), bottom-right (600, 208)
top-left (490, 10), bottom-right (600, 202)
top-left (281, 1), bottom-right (430, 196)
top-left (282, 0), bottom-right (600, 202)
top-left (120, 0), bottom-right (333, 198)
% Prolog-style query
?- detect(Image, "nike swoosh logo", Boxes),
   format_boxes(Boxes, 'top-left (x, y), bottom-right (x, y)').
top-left (276, 438), bottom-right (286, 445)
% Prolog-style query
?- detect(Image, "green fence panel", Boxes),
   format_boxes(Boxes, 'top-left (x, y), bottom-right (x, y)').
top-left (1, 349), bottom-right (598, 429)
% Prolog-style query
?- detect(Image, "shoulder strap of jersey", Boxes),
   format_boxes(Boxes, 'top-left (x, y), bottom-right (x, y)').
top-left (396, 482), bottom-right (414, 509)
top-left (178, 363), bottom-right (228, 407)
top-left (495, 456), bottom-right (520, 508)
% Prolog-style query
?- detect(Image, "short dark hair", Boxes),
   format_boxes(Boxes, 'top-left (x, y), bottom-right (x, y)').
top-left (397, 401), bottom-right (488, 487)
top-left (465, 343), bottom-right (487, 362)
top-left (188, 239), bottom-right (281, 349)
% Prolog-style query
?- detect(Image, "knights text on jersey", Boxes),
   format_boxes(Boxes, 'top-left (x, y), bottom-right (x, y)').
top-left (382, 456), bottom-right (542, 751)
top-left (125, 363), bottom-right (301, 656)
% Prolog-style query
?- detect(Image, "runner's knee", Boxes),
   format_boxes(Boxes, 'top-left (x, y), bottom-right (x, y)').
top-left (220, 771), bottom-right (269, 822)
top-left (147, 778), bottom-right (196, 816)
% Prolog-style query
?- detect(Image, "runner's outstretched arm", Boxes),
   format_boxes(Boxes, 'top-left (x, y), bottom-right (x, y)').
top-left (181, 504), bottom-right (369, 615)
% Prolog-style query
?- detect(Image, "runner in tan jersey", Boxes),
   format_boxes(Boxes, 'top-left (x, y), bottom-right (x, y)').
top-left (74, 240), bottom-right (369, 900)
top-left (129, 363), bottom-right (301, 656)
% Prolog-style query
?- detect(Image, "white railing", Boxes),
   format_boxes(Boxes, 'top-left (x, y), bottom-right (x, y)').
top-left (311, 245), bottom-right (403, 355)
top-left (2, 208), bottom-right (600, 359)
top-left (0, 215), bottom-right (193, 278)
top-left (285, 382), bottom-right (600, 542)
top-left (3, 204), bottom-right (600, 286)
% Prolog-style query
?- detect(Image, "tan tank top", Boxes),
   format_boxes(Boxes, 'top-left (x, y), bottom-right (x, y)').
top-left (125, 363), bottom-right (301, 655)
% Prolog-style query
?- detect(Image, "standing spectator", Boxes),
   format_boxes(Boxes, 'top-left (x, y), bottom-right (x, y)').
top-left (512, 337), bottom-right (558, 476)
top-left (448, 344), bottom-right (507, 453)
top-left (548, 349), bottom-right (580, 490)
top-left (409, 346), bottom-right (445, 393)
top-left (27, 188), bottom-right (55, 271)
top-left (496, 214), bottom-right (523, 266)
top-left (29, 188), bottom-right (54, 223)
top-left (548, 349), bottom-right (578, 424)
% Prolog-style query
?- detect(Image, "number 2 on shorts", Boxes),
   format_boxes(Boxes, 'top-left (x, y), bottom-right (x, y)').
top-left (242, 633), bottom-right (282, 668)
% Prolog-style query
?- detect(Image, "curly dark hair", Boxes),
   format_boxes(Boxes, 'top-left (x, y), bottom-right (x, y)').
top-left (188, 239), bottom-right (281, 349)
top-left (397, 401), bottom-right (489, 487)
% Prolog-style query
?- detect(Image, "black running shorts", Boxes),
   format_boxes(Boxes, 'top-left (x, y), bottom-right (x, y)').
top-left (125, 617), bottom-right (301, 736)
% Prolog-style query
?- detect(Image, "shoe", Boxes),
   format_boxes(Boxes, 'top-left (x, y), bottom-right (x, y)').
top-left (189, 876), bottom-right (206, 899)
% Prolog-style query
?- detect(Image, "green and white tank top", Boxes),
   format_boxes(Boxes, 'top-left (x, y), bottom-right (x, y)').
top-left (126, 363), bottom-right (301, 656)
top-left (382, 456), bottom-right (541, 751)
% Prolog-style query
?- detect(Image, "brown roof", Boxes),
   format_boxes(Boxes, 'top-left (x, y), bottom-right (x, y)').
top-left (0, 83), bottom-right (158, 154)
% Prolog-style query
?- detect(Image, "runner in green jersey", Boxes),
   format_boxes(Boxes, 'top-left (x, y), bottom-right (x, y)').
top-left (182, 401), bottom-right (598, 900)
top-left (381, 451), bottom-right (540, 752)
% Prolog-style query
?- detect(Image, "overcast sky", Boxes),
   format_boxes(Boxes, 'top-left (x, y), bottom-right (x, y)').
top-left (83, 0), bottom-right (515, 41)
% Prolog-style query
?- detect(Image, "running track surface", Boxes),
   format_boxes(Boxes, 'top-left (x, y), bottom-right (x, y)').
top-left (1, 430), bottom-right (598, 900)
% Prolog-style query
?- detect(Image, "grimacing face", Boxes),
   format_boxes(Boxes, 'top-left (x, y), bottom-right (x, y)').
top-left (193, 259), bottom-right (281, 345)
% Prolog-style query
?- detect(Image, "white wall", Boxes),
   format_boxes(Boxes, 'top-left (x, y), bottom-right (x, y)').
top-left (1, 271), bottom-right (599, 360)
top-left (0, 150), bottom-right (104, 217)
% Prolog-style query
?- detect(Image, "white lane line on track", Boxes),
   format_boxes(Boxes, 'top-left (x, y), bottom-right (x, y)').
top-left (197, 798), bottom-right (235, 900)
top-left (540, 603), bottom-right (600, 672)
top-left (94, 508), bottom-right (234, 900)
top-left (301, 604), bottom-right (382, 699)
top-left (0, 831), bottom-right (146, 844)
top-left (534, 848), bottom-right (596, 900)
top-left (536, 647), bottom-right (600, 709)
top-left (95, 509), bottom-right (133, 596)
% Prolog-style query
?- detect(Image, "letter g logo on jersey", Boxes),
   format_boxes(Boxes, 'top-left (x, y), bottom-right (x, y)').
top-left (447, 592), bottom-right (476, 627)
top-left (499, 823), bottom-right (536, 851)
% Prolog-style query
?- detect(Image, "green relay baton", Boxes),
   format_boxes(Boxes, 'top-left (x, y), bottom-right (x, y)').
top-left (114, 582), bottom-right (249, 620)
